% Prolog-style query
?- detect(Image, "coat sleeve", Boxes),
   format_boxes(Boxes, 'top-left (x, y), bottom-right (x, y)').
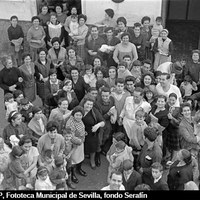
top-left (179, 124), bottom-right (198, 144)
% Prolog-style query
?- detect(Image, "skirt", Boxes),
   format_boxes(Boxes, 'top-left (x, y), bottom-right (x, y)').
top-left (77, 44), bottom-right (85, 62)
top-left (71, 143), bottom-right (84, 165)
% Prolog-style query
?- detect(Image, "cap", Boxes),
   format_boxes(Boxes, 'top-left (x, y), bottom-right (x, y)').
top-left (161, 29), bottom-right (169, 34)
top-left (171, 62), bottom-right (183, 75)
top-left (105, 8), bottom-right (114, 18)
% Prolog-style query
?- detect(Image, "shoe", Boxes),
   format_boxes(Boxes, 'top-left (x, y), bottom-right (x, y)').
top-left (71, 166), bottom-right (79, 184)
top-left (76, 163), bottom-right (87, 177)
top-left (95, 152), bottom-right (101, 167)
top-left (90, 164), bottom-right (96, 170)
top-left (66, 174), bottom-right (76, 189)
top-left (77, 168), bottom-right (87, 176)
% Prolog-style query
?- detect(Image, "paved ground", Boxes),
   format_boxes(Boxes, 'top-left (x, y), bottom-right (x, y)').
top-left (0, 78), bottom-right (109, 190)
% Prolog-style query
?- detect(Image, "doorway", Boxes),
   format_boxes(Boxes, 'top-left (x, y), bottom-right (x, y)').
top-left (165, 0), bottom-right (200, 60)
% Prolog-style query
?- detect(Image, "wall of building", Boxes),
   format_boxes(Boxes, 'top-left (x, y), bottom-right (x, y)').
top-left (0, 0), bottom-right (37, 21)
top-left (82, 0), bottom-right (162, 26)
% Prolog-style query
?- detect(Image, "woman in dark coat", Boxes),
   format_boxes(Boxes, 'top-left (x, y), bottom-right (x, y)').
top-left (34, 48), bottom-right (51, 103)
top-left (70, 67), bottom-right (90, 102)
top-left (0, 55), bottom-right (23, 95)
top-left (82, 97), bottom-right (105, 169)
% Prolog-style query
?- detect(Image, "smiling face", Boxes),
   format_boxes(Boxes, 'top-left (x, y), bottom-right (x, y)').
top-left (121, 35), bottom-right (129, 44)
top-left (63, 81), bottom-right (72, 92)
top-left (33, 19), bottom-right (40, 27)
top-left (144, 75), bottom-right (152, 86)
top-left (109, 68), bottom-right (116, 79)
top-left (74, 111), bottom-right (83, 122)
top-left (41, 6), bottom-right (48, 15)
top-left (134, 27), bottom-right (140, 35)
top-left (39, 51), bottom-right (46, 61)
top-left (110, 173), bottom-right (123, 190)
top-left (156, 97), bottom-right (166, 109)
top-left (59, 100), bottom-right (69, 112)
top-left (24, 56), bottom-right (31, 65)
top-left (182, 106), bottom-right (191, 119)
top-left (101, 91), bottom-right (110, 102)
top-left (96, 70), bottom-right (103, 80)
top-left (50, 15), bottom-right (57, 24)
top-left (118, 21), bottom-right (126, 30)
top-left (93, 58), bottom-right (101, 67)
top-left (84, 100), bottom-right (94, 112)
top-left (53, 41), bottom-right (60, 49)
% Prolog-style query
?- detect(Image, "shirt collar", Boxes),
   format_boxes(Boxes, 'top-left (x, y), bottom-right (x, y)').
top-left (154, 175), bottom-right (162, 183)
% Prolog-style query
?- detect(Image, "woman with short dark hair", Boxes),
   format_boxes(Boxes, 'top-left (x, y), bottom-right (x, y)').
top-left (27, 16), bottom-right (46, 61)
top-left (82, 97), bottom-right (105, 169)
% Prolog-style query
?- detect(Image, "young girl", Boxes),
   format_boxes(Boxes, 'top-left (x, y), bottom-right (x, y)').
top-left (68, 14), bottom-right (79, 46)
top-left (38, 3), bottom-right (50, 29)
top-left (35, 166), bottom-right (56, 190)
top-left (130, 60), bottom-right (142, 83)
top-left (92, 56), bottom-right (104, 71)
top-left (83, 64), bottom-right (97, 87)
top-left (4, 93), bottom-right (18, 120)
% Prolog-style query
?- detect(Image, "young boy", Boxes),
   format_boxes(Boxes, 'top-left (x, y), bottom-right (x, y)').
top-left (4, 93), bottom-right (18, 120)
top-left (150, 162), bottom-right (169, 190)
top-left (129, 109), bottom-right (148, 151)
top-left (123, 55), bottom-right (132, 71)
top-left (83, 64), bottom-right (96, 87)
top-left (19, 97), bottom-right (34, 124)
top-left (130, 60), bottom-right (142, 83)
top-left (111, 78), bottom-right (130, 131)
top-left (117, 61), bottom-right (132, 80)
top-left (49, 156), bottom-right (68, 190)
top-left (142, 59), bottom-right (152, 74)
top-left (40, 149), bottom-right (55, 174)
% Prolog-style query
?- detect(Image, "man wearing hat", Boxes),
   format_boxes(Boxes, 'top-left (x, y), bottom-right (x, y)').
top-left (153, 29), bottom-right (173, 71)
top-left (156, 61), bottom-right (183, 84)
top-left (95, 8), bottom-right (117, 29)
top-left (136, 127), bottom-right (162, 184)
top-left (101, 27), bottom-right (120, 67)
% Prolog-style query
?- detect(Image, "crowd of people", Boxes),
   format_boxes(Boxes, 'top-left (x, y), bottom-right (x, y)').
top-left (0, 1), bottom-right (200, 191)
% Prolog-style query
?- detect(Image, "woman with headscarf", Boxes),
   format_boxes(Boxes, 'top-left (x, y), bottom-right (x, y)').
top-left (153, 29), bottom-right (173, 71)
